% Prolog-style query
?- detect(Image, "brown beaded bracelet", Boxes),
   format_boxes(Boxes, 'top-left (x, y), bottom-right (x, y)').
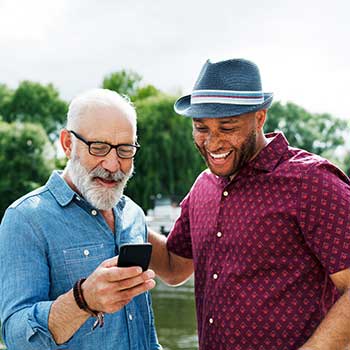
top-left (73, 278), bottom-right (105, 330)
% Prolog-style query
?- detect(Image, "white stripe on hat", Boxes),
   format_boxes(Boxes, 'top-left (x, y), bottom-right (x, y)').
top-left (191, 89), bottom-right (264, 105)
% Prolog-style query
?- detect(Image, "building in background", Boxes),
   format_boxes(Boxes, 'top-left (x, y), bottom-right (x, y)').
top-left (146, 196), bottom-right (181, 236)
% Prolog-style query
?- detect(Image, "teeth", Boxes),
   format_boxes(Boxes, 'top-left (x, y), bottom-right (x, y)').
top-left (209, 151), bottom-right (231, 159)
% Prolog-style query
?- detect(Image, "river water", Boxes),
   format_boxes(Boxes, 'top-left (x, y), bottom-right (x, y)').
top-left (151, 277), bottom-right (198, 350)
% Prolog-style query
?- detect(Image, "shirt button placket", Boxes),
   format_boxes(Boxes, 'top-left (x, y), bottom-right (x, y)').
top-left (125, 304), bottom-right (137, 347)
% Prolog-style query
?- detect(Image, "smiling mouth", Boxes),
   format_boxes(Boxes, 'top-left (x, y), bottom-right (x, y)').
top-left (208, 150), bottom-right (232, 160)
top-left (94, 177), bottom-right (119, 186)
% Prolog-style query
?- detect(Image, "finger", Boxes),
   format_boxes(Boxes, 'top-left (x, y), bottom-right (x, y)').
top-left (104, 265), bottom-right (143, 282)
top-left (116, 279), bottom-right (156, 300)
top-left (114, 270), bottom-right (155, 291)
top-left (101, 256), bottom-right (119, 268)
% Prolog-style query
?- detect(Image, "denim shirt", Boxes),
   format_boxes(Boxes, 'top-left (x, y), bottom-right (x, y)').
top-left (0, 171), bottom-right (161, 350)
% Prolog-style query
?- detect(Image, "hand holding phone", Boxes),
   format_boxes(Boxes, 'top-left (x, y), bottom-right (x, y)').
top-left (117, 243), bottom-right (152, 271)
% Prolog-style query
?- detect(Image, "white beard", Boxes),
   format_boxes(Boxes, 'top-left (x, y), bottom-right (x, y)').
top-left (66, 156), bottom-right (133, 210)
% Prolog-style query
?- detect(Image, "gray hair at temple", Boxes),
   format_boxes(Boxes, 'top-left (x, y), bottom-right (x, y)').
top-left (66, 88), bottom-right (137, 136)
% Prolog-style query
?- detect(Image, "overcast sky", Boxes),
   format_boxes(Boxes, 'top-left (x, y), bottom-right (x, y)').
top-left (1, 0), bottom-right (350, 120)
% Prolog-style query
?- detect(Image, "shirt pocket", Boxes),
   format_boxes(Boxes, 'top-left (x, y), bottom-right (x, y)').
top-left (63, 243), bottom-right (114, 285)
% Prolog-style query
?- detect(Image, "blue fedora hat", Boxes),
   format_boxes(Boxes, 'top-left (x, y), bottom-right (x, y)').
top-left (174, 58), bottom-right (273, 118)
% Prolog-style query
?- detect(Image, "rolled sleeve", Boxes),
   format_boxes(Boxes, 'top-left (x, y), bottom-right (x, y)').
top-left (4, 301), bottom-right (69, 350)
top-left (0, 208), bottom-right (66, 349)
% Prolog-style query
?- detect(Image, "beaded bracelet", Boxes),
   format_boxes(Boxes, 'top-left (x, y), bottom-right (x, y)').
top-left (73, 278), bottom-right (105, 330)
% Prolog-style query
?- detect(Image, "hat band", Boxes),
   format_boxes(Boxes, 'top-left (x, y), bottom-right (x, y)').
top-left (191, 89), bottom-right (264, 105)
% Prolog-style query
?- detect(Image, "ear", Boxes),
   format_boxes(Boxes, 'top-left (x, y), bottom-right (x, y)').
top-left (255, 109), bottom-right (267, 131)
top-left (60, 129), bottom-right (73, 159)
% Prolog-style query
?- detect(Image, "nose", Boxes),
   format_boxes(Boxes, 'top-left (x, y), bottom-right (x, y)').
top-left (204, 130), bottom-right (223, 152)
top-left (101, 148), bottom-right (121, 173)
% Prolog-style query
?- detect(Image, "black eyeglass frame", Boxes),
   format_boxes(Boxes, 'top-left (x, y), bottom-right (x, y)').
top-left (68, 130), bottom-right (140, 158)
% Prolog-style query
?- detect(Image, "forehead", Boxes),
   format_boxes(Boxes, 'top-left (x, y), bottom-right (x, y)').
top-left (78, 106), bottom-right (136, 142)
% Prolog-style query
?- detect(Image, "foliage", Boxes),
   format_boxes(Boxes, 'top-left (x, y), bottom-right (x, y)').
top-left (55, 156), bottom-right (67, 170)
top-left (0, 121), bottom-right (54, 217)
top-left (102, 70), bottom-right (160, 102)
top-left (0, 84), bottom-right (13, 119)
top-left (265, 101), bottom-right (348, 160)
top-left (102, 69), bottom-right (142, 99)
top-left (341, 153), bottom-right (350, 176)
top-left (133, 84), bottom-right (160, 100)
top-left (125, 94), bottom-right (205, 210)
top-left (2, 81), bottom-right (68, 142)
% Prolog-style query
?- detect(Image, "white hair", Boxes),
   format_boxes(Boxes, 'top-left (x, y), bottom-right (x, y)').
top-left (66, 88), bottom-right (137, 134)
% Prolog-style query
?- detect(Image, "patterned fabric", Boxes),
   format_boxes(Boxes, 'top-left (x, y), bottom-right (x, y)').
top-left (167, 132), bottom-right (350, 350)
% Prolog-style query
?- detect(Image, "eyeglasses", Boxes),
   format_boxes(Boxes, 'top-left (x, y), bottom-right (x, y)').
top-left (68, 130), bottom-right (140, 158)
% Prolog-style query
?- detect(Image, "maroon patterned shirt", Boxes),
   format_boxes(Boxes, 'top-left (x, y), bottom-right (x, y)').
top-left (167, 132), bottom-right (350, 350)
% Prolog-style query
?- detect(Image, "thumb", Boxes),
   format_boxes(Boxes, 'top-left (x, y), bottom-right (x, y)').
top-left (101, 255), bottom-right (119, 268)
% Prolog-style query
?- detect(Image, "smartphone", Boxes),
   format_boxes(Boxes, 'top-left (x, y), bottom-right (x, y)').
top-left (117, 243), bottom-right (152, 271)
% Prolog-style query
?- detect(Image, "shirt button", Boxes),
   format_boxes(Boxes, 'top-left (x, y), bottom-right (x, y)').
top-left (217, 231), bottom-right (222, 238)
top-left (129, 314), bottom-right (133, 321)
top-left (223, 191), bottom-right (228, 197)
top-left (213, 273), bottom-right (218, 280)
top-left (209, 318), bottom-right (214, 324)
top-left (83, 249), bottom-right (90, 257)
top-left (76, 196), bottom-right (81, 201)
top-left (91, 209), bottom-right (98, 216)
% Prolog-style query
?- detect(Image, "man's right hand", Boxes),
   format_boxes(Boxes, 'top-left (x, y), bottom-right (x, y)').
top-left (81, 256), bottom-right (156, 314)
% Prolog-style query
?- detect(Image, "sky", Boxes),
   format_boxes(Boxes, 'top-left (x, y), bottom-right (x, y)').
top-left (1, 0), bottom-right (350, 121)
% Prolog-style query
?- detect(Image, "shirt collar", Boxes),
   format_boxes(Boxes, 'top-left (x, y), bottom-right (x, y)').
top-left (47, 170), bottom-right (76, 207)
top-left (214, 131), bottom-right (289, 186)
top-left (250, 132), bottom-right (289, 172)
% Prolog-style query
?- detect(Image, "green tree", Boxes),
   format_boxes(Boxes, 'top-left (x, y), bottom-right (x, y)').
top-left (0, 83), bottom-right (13, 119)
top-left (125, 95), bottom-right (205, 210)
top-left (0, 121), bottom-right (55, 218)
top-left (3, 81), bottom-right (68, 142)
top-left (102, 70), bottom-right (160, 102)
top-left (133, 84), bottom-right (160, 100)
top-left (340, 152), bottom-right (350, 176)
top-left (102, 70), bottom-right (142, 99)
top-left (265, 101), bottom-right (348, 160)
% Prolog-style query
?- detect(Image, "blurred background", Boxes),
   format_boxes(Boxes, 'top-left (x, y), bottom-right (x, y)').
top-left (1, 0), bottom-right (350, 349)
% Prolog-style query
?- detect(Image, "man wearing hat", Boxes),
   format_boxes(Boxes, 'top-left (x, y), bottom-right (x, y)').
top-left (149, 59), bottom-right (350, 349)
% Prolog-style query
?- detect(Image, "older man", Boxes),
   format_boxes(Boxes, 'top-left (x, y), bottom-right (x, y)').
top-left (0, 89), bottom-right (161, 350)
top-left (149, 58), bottom-right (350, 350)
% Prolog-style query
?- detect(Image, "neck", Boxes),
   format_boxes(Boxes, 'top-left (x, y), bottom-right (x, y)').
top-left (229, 133), bottom-right (268, 181)
top-left (250, 133), bottom-right (269, 162)
top-left (62, 168), bottom-right (81, 195)
top-left (100, 209), bottom-right (115, 233)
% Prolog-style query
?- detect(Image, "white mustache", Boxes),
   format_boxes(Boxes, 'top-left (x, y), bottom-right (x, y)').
top-left (90, 167), bottom-right (128, 182)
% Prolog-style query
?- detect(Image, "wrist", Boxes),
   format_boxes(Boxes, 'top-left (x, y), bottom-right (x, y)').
top-left (73, 278), bottom-right (104, 329)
